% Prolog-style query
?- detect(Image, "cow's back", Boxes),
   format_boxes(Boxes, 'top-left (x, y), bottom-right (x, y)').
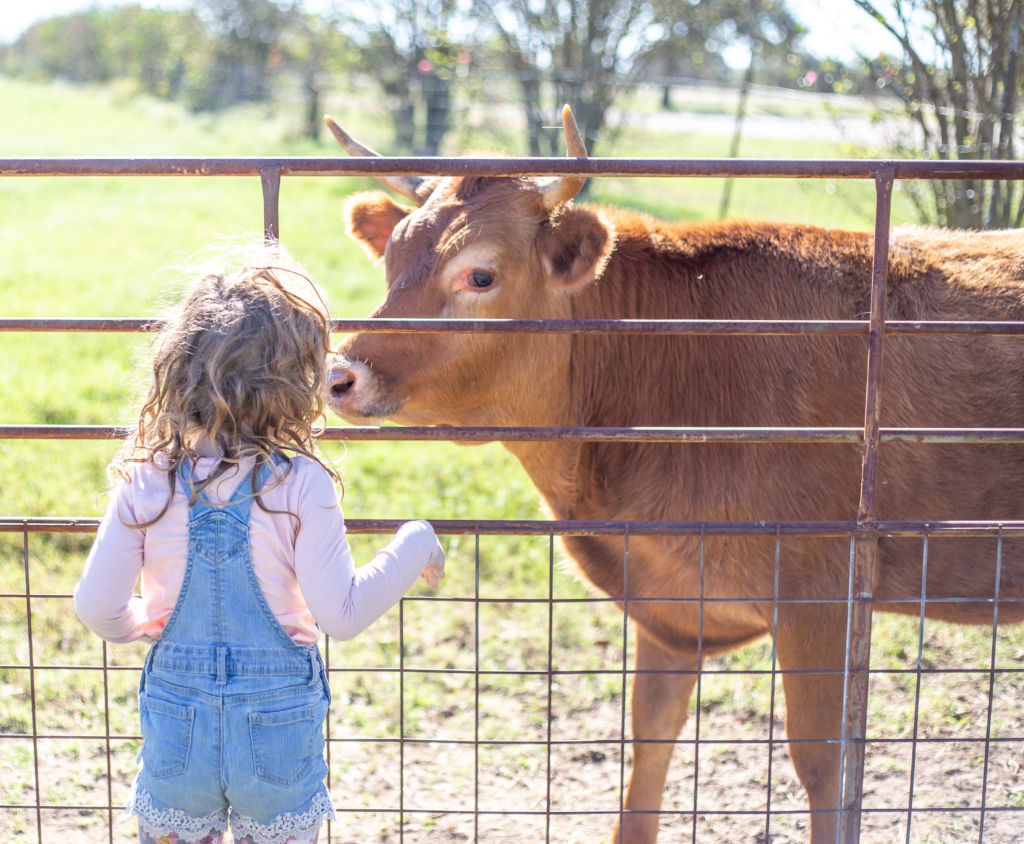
top-left (557, 215), bottom-right (1024, 617)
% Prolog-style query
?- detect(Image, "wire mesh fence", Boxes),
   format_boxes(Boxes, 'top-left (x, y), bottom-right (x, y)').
top-left (1, 154), bottom-right (1023, 844)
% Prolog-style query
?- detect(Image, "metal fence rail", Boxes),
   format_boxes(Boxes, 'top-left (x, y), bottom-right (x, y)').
top-left (5, 515), bottom-right (1024, 537)
top-left (5, 316), bottom-right (1024, 334)
top-left (5, 156), bottom-right (1024, 178)
top-left (8, 424), bottom-right (1024, 443)
top-left (2, 154), bottom-right (1023, 844)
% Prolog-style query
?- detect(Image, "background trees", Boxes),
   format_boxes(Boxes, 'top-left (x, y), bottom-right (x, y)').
top-left (0, 0), bottom-right (809, 158)
top-left (5, 0), bottom-right (1024, 230)
top-left (192, 0), bottom-right (300, 110)
top-left (481, 0), bottom-right (670, 157)
top-left (1, 0), bottom-right (337, 116)
top-left (343, 0), bottom-right (473, 154)
top-left (3, 6), bottom-right (210, 100)
top-left (853, 0), bottom-right (1024, 228)
top-left (478, 0), bottom-right (802, 157)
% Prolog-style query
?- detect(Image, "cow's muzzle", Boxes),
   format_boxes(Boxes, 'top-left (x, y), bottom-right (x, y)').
top-left (324, 356), bottom-right (363, 408)
top-left (327, 366), bottom-right (357, 400)
top-left (324, 357), bottom-right (398, 423)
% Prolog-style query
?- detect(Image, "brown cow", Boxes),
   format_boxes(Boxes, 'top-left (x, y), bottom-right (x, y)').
top-left (322, 108), bottom-right (1024, 844)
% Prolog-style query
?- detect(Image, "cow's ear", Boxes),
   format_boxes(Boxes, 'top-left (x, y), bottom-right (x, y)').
top-left (344, 191), bottom-right (415, 260)
top-left (536, 205), bottom-right (617, 292)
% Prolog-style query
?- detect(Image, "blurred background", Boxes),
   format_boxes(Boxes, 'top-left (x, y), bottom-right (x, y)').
top-left (3, 4), bottom-right (1024, 843)
top-left (5, 0), bottom-right (1024, 227)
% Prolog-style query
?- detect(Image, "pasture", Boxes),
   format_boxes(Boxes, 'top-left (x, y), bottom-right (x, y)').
top-left (1, 77), bottom-right (1022, 843)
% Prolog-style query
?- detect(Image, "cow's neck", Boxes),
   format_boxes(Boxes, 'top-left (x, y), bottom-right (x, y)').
top-left (495, 225), bottom-right (692, 521)
top-left (495, 379), bottom-right (582, 518)
top-left (503, 441), bottom-right (580, 519)
top-left (502, 219), bottom-right (777, 521)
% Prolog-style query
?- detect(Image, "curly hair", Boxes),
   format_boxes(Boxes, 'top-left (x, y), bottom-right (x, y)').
top-left (112, 244), bottom-right (340, 528)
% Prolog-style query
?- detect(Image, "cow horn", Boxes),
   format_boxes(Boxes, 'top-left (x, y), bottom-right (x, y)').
top-left (324, 115), bottom-right (426, 206)
top-left (540, 105), bottom-right (588, 210)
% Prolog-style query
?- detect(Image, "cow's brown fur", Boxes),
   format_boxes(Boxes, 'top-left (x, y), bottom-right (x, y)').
top-left (328, 177), bottom-right (1024, 844)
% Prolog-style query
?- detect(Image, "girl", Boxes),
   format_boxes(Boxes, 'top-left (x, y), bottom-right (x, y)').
top-left (75, 247), bottom-right (445, 844)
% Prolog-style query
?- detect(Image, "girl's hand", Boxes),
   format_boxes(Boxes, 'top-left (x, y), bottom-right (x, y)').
top-left (420, 537), bottom-right (446, 589)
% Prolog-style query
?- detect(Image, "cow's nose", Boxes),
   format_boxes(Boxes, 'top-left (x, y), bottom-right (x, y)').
top-left (326, 364), bottom-right (358, 400)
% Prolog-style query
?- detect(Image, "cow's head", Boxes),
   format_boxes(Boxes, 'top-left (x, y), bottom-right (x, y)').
top-left (324, 106), bottom-right (617, 428)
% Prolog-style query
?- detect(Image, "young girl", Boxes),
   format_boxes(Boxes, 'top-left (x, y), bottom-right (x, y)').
top-left (75, 247), bottom-right (445, 844)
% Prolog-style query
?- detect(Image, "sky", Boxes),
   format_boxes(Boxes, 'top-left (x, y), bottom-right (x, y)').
top-left (787, 0), bottom-right (905, 62)
top-left (0, 0), bottom-right (906, 63)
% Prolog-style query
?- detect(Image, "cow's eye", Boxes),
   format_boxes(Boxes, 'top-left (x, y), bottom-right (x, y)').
top-left (469, 270), bottom-right (494, 289)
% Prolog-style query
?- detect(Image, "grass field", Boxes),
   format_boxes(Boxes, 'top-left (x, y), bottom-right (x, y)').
top-left (1, 77), bottom-right (1022, 843)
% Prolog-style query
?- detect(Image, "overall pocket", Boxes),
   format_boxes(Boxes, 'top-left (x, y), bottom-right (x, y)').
top-left (249, 703), bottom-right (321, 787)
top-left (139, 694), bottom-right (194, 779)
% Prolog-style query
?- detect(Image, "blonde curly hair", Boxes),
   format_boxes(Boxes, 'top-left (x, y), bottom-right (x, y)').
top-left (112, 244), bottom-right (339, 527)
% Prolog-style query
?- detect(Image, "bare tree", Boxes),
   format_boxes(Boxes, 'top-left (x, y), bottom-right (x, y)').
top-left (346, 0), bottom-right (471, 154)
top-left (480, 0), bottom-right (665, 157)
top-left (282, 12), bottom-right (350, 141)
top-left (853, 0), bottom-right (1023, 228)
top-left (479, 0), bottom-right (800, 157)
top-left (196, 0), bottom-right (301, 109)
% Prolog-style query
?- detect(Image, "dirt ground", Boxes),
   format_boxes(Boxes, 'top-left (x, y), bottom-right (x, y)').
top-left (322, 690), bottom-right (1024, 844)
top-left (5, 669), bottom-right (1022, 844)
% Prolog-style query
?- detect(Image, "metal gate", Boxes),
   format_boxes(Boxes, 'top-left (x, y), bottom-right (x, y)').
top-left (2, 154), bottom-right (1024, 844)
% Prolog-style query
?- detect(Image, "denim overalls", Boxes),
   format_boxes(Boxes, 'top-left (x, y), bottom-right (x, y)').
top-left (126, 461), bottom-right (335, 843)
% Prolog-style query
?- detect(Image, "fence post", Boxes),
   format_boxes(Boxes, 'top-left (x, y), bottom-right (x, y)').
top-left (261, 163), bottom-right (281, 244)
top-left (841, 165), bottom-right (895, 843)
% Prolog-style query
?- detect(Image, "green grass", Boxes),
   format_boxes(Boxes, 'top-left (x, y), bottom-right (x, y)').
top-left (0, 75), bottom-right (918, 522)
top-left (0, 77), bottom-right (1020, 842)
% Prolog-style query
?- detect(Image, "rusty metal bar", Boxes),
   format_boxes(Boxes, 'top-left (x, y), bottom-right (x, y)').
top-left (5, 597), bottom-right (1024, 612)
top-left (842, 166), bottom-right (895, 844)
top-left (473, 531), bottom-right (481, 843)
top-left (3, 662), bottom-right (1023, 677)
top-left (977, 527), bottom-right (1004, 844)
top-left (399, 587), bottom-right (405, 844)
top-left (0, 423), bottom-right (860, 442)
top-left (877, 429), bottom-right (1024, 442)
top-left (4, 516), bottom-right (1024, 537)
top-left (0, 318), bottom-right (160, 332)
top-left (4, 316), bottom-right (1024, 335)
top-left (545, 531), bottom-right (555, 844)
top-left (2, 802), bottom-right (1024, 817)
top-left (23, 526), bottom-right (42, 843)
top-left (836, 535), bottom-right (858, 844)
top-left (691, 528), bottom-right (707, 844)
top-left (904, 533), bottom-right (929, 844)
top-left (882, 320), bottom-right (1024, 335)
top-left (764, 527), bottom-right (782, 843)
top-left (8, 423), bottom-right (1024, 444)
top-left (324, 635), bottom-right (332, 844)
top-left (261, 163), bottom-right (281, 243)
top-left (617, 527), bottom-right (629, 844)
top-left (102, 640), bottom-right (114, 844)
top-left (5, 156), bottom-right (1024, 180)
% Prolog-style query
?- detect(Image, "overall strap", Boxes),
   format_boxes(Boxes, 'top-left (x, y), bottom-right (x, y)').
top-left (178, 459), bottom-right (260, 523)
top-left (155, 454), bottom-right (311, 671)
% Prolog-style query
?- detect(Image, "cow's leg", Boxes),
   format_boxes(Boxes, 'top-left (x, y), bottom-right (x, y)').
top-left (613, 629), bottom-right (699, 844)
top-left (776, 603), bottom-right (849, 844)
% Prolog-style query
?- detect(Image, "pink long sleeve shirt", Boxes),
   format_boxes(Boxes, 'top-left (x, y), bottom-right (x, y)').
top-left (75, 456), bottom-right (437, 645)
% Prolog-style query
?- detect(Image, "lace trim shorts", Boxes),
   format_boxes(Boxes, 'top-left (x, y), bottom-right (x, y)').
top-left (125, 666), bottom-right (336, 844)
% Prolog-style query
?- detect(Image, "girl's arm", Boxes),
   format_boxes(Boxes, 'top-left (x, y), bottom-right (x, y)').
top-left (74, 485), bottom-right (148, 643)
top-left (294, 467), bottom-right (442, 641)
